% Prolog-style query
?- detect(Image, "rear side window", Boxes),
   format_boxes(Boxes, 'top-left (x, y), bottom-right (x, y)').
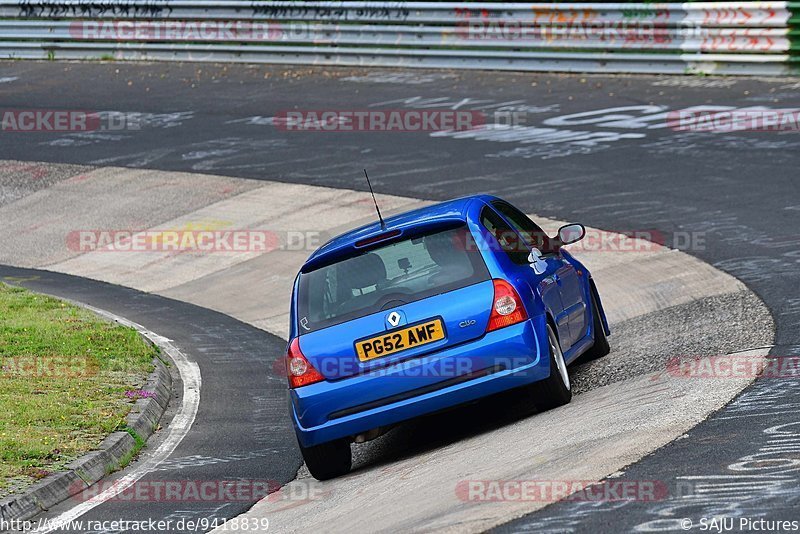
top-left (492, 201), bottom-right (554, 254)
top-left (298, 225), bottom-right (490, 333)
top-left (479, 207), bottom-right (530, 265)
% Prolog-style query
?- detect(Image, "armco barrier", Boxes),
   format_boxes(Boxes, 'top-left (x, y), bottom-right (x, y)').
top-left (0, 1), bottom-right (798, 75)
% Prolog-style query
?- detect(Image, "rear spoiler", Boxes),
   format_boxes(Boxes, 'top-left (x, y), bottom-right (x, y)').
top-left (300, 217), bottom-right (466, 274)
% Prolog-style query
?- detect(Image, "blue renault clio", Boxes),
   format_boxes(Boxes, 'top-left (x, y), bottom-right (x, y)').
top-left (286, 195), bottom-right (610, 479)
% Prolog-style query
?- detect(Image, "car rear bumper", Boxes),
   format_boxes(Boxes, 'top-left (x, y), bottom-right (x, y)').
top-left (290, 315), bottom-right (550, 448)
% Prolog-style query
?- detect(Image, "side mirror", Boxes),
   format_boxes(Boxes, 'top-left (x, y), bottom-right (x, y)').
top-left (558, 223), bottom-right (585, 245)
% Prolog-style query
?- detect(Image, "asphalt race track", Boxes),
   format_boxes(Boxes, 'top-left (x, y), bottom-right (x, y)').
top-left (1, 62), bottom-right (799, 532)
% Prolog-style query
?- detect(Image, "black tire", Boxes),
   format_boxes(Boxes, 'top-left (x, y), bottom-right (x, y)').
top-left (300, 439), bottom-right (352, 480)
top-left (531, 324), bottom-right (572, 411)
top-left (581, 289), bottom-right (611, 362)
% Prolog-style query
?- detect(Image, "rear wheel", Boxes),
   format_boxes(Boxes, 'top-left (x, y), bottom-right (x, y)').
top-left (580, 290), bottom-right (610, 362)
top-left (300, 439), bottom-right (352, 480)
top-left (531, 324), bottom-right (572, 411)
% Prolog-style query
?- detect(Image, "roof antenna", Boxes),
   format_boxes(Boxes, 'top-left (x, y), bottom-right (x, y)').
top-left (364, 169), bottom-right (386, 230)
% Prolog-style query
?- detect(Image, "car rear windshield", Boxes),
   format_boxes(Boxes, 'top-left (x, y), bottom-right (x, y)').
top-left (297, 225), bottom-right (490, 333)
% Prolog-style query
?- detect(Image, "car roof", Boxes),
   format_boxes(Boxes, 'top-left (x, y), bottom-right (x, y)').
top-left (302, 194), bottom-right (502, 272)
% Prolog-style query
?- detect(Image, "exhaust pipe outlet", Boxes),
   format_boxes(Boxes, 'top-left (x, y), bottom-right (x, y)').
top-left (354, 427), bottom-right (386, 443)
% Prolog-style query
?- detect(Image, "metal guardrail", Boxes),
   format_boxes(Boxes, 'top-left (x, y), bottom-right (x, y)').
top-left (0, 1), bottom-right (798, 75)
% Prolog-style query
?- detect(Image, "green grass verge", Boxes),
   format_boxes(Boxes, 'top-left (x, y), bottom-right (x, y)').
top-left (0, 283), bottom-right (155, 497)
top-left (117, 425), bottom-right (146, 472)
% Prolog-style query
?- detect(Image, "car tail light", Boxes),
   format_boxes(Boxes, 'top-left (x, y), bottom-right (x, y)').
top-left (486, 279), bottom-right (528, 332)
top-left (286, 338), bottom-right (324, 388)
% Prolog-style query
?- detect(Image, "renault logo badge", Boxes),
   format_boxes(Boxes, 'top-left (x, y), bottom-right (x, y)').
top-left (387, 312), bottom-right (401, 327)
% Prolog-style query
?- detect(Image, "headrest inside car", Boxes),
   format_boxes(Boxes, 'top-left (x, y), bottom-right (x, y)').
top-left (338, 253), bottom-right (387, 290)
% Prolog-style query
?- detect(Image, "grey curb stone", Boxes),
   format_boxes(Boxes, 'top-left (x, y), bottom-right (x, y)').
top-left (0, 493), bottom-right (38, 526)
top-left (25, 472), bottom-right (85, 513)
top-left (125, 358), bottom-right (172, 443)
top-left (0, 340), bottom-right (173, 523)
